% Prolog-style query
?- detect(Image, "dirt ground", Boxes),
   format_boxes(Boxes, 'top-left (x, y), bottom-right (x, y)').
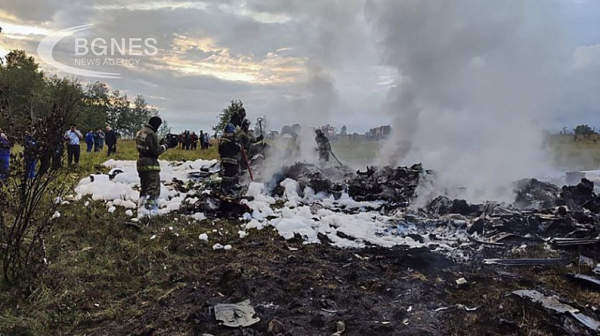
top-left (78, 228), bottom-right (599, 336)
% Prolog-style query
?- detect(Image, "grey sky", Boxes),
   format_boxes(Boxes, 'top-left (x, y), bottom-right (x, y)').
top-left (1, 0), bottom-right (600, 135)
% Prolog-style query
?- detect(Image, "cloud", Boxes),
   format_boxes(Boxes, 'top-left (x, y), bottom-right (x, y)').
top-left (1, 0), bottom-right (600, 144)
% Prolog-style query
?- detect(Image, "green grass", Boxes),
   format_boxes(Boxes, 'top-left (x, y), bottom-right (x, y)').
top-left (0, 139), bottom-right (222, 335)
top-left (2, 135), bottom-right (600, 335)
top-left (546, 134), bottom-right (600, 170)
top-left (77, 140), bottom-right (219, 174)
top-left (330, 137), bottom-right (381, 166)
top-left (0, 198), bottom-right (255, 335)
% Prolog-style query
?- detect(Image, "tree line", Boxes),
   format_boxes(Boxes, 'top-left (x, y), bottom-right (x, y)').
top-left (0, 50), bottom-right (164, 140)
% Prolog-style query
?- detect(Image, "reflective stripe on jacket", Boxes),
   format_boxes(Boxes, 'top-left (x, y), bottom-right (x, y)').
top-left (136, 124), bottom-right (167, 172)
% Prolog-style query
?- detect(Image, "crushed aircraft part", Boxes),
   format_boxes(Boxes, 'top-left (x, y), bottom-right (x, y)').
top-left (513, 178), bottom-right (560, 210)
top-left (579, 255), bottom-right (596, 267)
top-left (568, 273), bottom-right (600, 288)
top-left (571, 312), bottom-right (600, 332)
top-left (268, 162), bottom-right (350, 195)
top-left (348, 164), bottom-right (423, 202)
top-left (513, 290), bottom-right (600, 332)
top-left (427, 196), bottom-right (482, 216)
top-left (332, 321), bottom-right (345, 336)
top-left (560, 178), bottom-right (600, 212)
top-left (484, 258), bottom-right (567, 266)
top-left (512, 290), bottom-right (577, 314)
top-left (213, 300), bottom-right (260, 327)
top-left (181, 190), bottom-right (251, 219)
top-left (550, 237), bottom-right (600, 246)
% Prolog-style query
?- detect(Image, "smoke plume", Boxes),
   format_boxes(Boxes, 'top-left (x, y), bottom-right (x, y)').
top-left (366, 0), bottom-right (572, 202)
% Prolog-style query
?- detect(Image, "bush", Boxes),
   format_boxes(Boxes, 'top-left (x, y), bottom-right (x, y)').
top-left (0, 103), bottom-right (76, 284)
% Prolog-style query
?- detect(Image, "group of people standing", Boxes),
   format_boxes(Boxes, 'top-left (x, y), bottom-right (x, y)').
top-left (85, 127), bottom-right (118, 156)
top-left (178, 130), bottom-right (210, 150)
top-left (0, 124), bottom-right (119, 182)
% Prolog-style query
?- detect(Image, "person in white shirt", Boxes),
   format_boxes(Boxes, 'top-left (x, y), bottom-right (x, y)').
top-left (63, 124), bottom-right (83, 166)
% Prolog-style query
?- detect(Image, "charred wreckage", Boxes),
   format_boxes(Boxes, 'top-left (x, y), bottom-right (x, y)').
top-left (106, 160), bottom-right (600, 334)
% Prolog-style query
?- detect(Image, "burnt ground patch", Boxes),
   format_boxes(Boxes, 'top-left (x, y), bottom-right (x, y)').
top-left (75, 230), bottom-right (599, 336)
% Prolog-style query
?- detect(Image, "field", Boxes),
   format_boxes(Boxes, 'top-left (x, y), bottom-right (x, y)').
top-left (1, 136), bottom-right (600, 335)
top-left (546, 134), bottom-right (600, 170)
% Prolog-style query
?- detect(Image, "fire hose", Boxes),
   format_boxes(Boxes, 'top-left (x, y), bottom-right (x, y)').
top-left (241, 144), bottom-right (254, 181)
top-left (329, 150), bottom-right (344, 167)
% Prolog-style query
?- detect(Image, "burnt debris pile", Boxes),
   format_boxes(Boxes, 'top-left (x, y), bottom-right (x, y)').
top-left (266, 163), bottom-right (426, 204)
top-left (180, 189), bottom-right (251, 220)
top-left (347, 164), bottom-right (424, 203)
top-left (424, 178), bottom-right (600, 256)
top-left (271, 163), bottom-right (348, 196)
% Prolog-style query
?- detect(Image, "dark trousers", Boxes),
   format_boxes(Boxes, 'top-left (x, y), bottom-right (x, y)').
top-left (52, 150), bottom-right (62, 170)
top-left (138, 171), bottom-right (161, 200)
top-left (67, 144), bottom-right (81, 165)
top-left (25, 158), bottom-right (36, 179)
top-left (86, 141), bottom-right (93, 152)
top-left (221, 162), bottom-right (239, 193)
top-left (0, 155), bottom-right (9, 181)
top-left (107, 144), bottom-right (117, 156)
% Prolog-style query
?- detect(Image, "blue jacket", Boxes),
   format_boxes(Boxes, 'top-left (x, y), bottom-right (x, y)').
top-left (0, 137), bottom-right (9, 157)
top-left (85, 132), bottom-right (94, 144)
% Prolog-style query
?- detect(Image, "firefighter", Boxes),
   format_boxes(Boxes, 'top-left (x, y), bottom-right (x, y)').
top-left (236, 119), bottom-right (252, 172)
top-left (230, 107), bottom-right (246, 128)
top-left (135, 116), bottom-right (173, 214)
top-left (315, 129), bottom-right (331, 165)
top-left (219, 123), bottom-right (241, 194)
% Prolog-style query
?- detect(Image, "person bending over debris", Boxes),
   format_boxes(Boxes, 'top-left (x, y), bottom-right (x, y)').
top-left (135, 116), bottom-right (175, 214)
top-left (219, 123), bottom-right (241, 194)
top-left (315, 129), bottom-right (331, 165)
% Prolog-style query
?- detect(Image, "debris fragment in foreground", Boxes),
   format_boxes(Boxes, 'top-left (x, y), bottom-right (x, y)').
top-left (579, 255), bottom-right (596, 268)
top-left (455, 277), bottom-right (468, 286)
top-left (214, 300), bottom-right (260, 327)
top-left (434, 304), bottom-right (478, 312)
top-left (332, 321), bottom-right (345, 336)
top-left (568, 273), bottom-right (600, 288)
top-left (550, 237), bottom-right (600, 246)
top-left (267, 319), bottom-right (285, 334)
top-left (512, 290), bottom-right (577, 313)
top-left (484, 258), bottom-right (567, 266)
top-left (512, 290), bottom-right (600, 331)
top-left (571, 312), bottom-right (600, 331)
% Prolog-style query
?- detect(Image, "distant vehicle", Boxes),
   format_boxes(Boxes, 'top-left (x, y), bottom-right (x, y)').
top-left (269, 131), bottom-right (279, 139)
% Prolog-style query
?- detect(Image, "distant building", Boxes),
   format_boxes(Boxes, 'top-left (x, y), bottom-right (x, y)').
top-left (319, 124), bottom-right (336, 137)
top-left (368, 125), bottom-right (392, 140)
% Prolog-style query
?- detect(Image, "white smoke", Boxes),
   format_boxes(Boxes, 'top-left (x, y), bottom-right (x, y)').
top-left (365, 0), bottom-right (574, 202)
